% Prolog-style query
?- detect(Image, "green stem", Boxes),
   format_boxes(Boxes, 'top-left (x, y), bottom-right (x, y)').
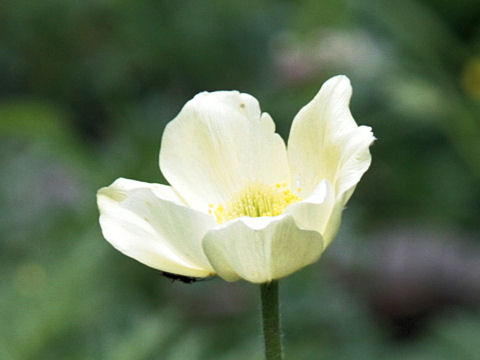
top-left (260, 281), bottom-right (283, 360)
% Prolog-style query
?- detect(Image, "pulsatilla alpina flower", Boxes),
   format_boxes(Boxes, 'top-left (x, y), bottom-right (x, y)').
top-left (97, 75), bottom-right (374, 283)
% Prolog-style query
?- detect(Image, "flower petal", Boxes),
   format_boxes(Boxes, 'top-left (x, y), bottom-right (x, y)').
top-left (97, 178), bottom-right (216, 277)
top-left (160, 91), bottom-right (290, 212)
top-left (286, 179), bottom-right (340, 247)
top-left (288, 75), bottom-right (374, 203)
top-left (202, 215), bottom-right (324, 283)
top-left (100, 177), bottom-right (184, 204)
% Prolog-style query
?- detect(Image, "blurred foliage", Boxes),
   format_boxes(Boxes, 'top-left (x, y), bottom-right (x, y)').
top-left (1, 0), bottom-right (480, 359)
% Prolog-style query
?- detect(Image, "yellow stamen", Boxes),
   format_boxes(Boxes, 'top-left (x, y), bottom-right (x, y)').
top-left (214, 182), bottom-right (301, 224)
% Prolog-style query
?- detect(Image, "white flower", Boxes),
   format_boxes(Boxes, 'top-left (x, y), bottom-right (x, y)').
top-left (97, 75), bottom-right (374, 283)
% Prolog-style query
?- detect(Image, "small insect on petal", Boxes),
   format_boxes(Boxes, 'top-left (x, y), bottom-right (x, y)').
top-left (160, 271), bottom-right (208, 284)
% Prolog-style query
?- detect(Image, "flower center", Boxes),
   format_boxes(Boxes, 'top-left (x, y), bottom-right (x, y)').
top-left (210, 182), bottom-right (301, 224)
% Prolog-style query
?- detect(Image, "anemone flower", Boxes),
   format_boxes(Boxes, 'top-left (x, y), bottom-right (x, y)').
top-left (97, 75), bottom-right (374, 285)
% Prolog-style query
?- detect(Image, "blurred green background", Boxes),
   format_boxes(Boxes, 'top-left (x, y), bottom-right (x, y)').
top-left (1, 0), bottom-right (480, 359)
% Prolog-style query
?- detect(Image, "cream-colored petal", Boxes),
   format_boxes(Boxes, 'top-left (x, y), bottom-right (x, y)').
top-left (202, 215), bottom-right (324, 283)
top-left (289, 179), bottom-right (353, 249)
top-left (286, 179), bottom-right (340, 247)
top-left (160, 91), bottom-right (290, 212)
top-left (288, 75), bottom-right (374, 203)
top-left (97, 178), bottom-right (216, 277)
top-left (101, 177), bottom-right (185, 205)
